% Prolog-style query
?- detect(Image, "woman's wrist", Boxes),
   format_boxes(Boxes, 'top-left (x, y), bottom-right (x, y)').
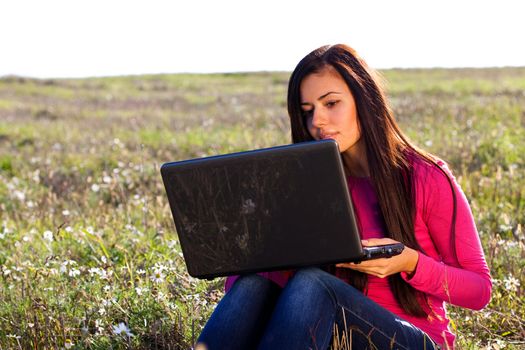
top-left (404, 247), bottom-right (419, 277)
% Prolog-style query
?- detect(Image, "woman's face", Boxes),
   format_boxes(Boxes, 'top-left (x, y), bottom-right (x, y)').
top-left (300, 66), bottom-right (361, 155)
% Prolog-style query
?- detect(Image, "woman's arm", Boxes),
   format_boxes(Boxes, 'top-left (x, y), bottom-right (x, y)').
top-left (339, 161), bottom-right (492, 310)
top-left (399, 161), bottom-right (492, 310)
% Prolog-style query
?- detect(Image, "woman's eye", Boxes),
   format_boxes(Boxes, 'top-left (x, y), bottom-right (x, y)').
top-left (326, 100), bottom-right (339, 108)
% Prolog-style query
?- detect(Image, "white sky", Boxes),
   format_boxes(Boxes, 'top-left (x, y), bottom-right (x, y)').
top-left (1, 0), bottom-right (524, 78)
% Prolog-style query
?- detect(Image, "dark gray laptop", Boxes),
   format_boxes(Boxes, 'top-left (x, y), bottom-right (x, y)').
top-left (161, 139), bottom-right (364, 279)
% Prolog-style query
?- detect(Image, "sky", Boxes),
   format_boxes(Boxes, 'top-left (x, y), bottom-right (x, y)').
top-left (1, 0), bottom-right (524, 78)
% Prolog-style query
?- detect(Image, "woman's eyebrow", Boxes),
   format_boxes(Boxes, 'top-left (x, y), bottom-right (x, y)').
top-left (301, 91), bottom-right (342, 106)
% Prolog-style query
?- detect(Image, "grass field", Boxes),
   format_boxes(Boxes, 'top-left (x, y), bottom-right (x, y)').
top-left (0, 67), bottom-right (524, 349)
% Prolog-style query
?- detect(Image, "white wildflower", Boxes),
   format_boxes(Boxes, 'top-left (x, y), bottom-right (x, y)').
top-left (101, 298), bottom-right (116, 307)
top-left (65, 226), bottom-right (73, 233)
top-left (13, 190), bottom-right (25, 201)
top-left (135, 287), bottom-right (147, 296)
top-left (43, 230), bottom-right (53, 242)
top-left (136, 269), bottom-right (146, 275)
top-left (154, 263), bottom-right (168, 273)
top-left (103, 175), bottom-right (112, 184)
top-left (69, 268), bottom-right (80, 277)
top-left (88, 267), bottom-right (102, 276)
top-left (150, 269), bottom-right (165, 284)
top-left (503, 275), bottom-right (520, 292)
top-left (113, 322), bottom-right (133, 337)
top-left (62, 210), bottom-right (70, 216)
top-left (91, 184), bottom-right (100, 192)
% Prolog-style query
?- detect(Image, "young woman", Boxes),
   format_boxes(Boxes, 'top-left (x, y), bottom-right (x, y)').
top-left (196, 44), bottom-right (492, 350)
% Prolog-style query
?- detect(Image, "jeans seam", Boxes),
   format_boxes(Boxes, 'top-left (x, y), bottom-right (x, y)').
top-left (304, 270), bottom-right (340, 349)
top-left (301, 270), bottom-right (434, 350)
top-left (308, 269), bottom-right (414, 350)
top-left (338, 304), bottom-right (411, 350)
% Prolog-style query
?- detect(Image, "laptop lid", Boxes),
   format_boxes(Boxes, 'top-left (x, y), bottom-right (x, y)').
top-left (160, 139), bottom-right (363, 279)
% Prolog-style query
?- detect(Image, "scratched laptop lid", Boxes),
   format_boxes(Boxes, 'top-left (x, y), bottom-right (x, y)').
top-left (160, 139), bottom-right (362, 279)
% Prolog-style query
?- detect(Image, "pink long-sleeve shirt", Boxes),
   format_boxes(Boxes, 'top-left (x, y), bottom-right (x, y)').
top-left (225, 157), bottom-right (492, 348)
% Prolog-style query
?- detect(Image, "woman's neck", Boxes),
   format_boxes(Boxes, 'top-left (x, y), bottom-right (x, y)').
top-left (342, 139), bottom-right (369, 177)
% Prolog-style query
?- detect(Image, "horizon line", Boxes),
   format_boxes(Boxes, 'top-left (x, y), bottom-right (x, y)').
top-left (2, 65), bottom-right (525, 81)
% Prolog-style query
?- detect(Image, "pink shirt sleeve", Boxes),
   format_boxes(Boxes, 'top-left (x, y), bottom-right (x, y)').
top-left (401, 161), bottom-right (492, 310)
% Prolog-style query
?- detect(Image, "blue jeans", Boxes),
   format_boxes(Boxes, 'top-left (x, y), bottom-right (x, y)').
top-left (197, 267), bottom-right (437, 349)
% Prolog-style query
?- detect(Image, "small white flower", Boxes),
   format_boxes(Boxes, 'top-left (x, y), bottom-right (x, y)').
top-left (62, 210), bottom-right (70, 216)
top-left (27, 201), bottom-right (35, 208)
top-left (150, 269), bottom-right (165, 284)
top-left (13, 190), bottom-right (26, 201)
top-left (88, 267), bottom-right (102, 276)
top-left (22, 236), bottom-right (30, 242)
top-left (101, 298), bottom-right (116, 306)
top-left (69, 268), bottom-right (80, 277)
top-left (504, 275), bottom-right (520, 292)
top-left (136, 269), bottom-right (146, 275)
top-left (64, 340), bottom-right (74, 349)
top-left (65, 226), bottom-right (73, 233)
top-left (103, 176), bottom-right (112, 184)
top-left (43, 230), bottom-right (53, 242)
top-left (135, 286), bottom-right (148, 296)
top-left (154, 263), bottom-right (168, 273)
top-left (113, 322), bottom-right (133, 337)
top-left (91, 184), bottom-right (100, 192)
top-left (101, 255), bottom-right (107, 264)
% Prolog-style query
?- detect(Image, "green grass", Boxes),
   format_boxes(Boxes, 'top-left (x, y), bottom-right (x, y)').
top-left (0, 68), bottom-right (524, 349)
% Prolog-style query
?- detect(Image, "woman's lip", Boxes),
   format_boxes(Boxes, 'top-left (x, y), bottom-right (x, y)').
top-left (320, 133), bottom-right (338, 139)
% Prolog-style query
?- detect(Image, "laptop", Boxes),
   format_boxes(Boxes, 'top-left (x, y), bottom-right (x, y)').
top-left (161, 139), bottom-right (364, 279)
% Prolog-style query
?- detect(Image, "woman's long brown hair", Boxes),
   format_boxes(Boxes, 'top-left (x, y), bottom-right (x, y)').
top-left (287, 44), bottom-right (458, 317)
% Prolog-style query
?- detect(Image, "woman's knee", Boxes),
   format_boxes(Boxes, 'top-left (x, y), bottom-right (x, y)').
top-left (283, 268), bottom-right (336, 306)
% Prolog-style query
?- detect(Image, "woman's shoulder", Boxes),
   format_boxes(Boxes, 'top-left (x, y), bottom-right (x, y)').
top-left (407, 151), bottom-right (454, 189)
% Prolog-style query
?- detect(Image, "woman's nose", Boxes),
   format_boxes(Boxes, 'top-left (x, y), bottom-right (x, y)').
top-left (311, 109), bottom-right (327, 127)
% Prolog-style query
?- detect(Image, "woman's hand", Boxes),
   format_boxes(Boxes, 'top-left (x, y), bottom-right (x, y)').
top-left (336, 238), bottom-right (419, 278)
